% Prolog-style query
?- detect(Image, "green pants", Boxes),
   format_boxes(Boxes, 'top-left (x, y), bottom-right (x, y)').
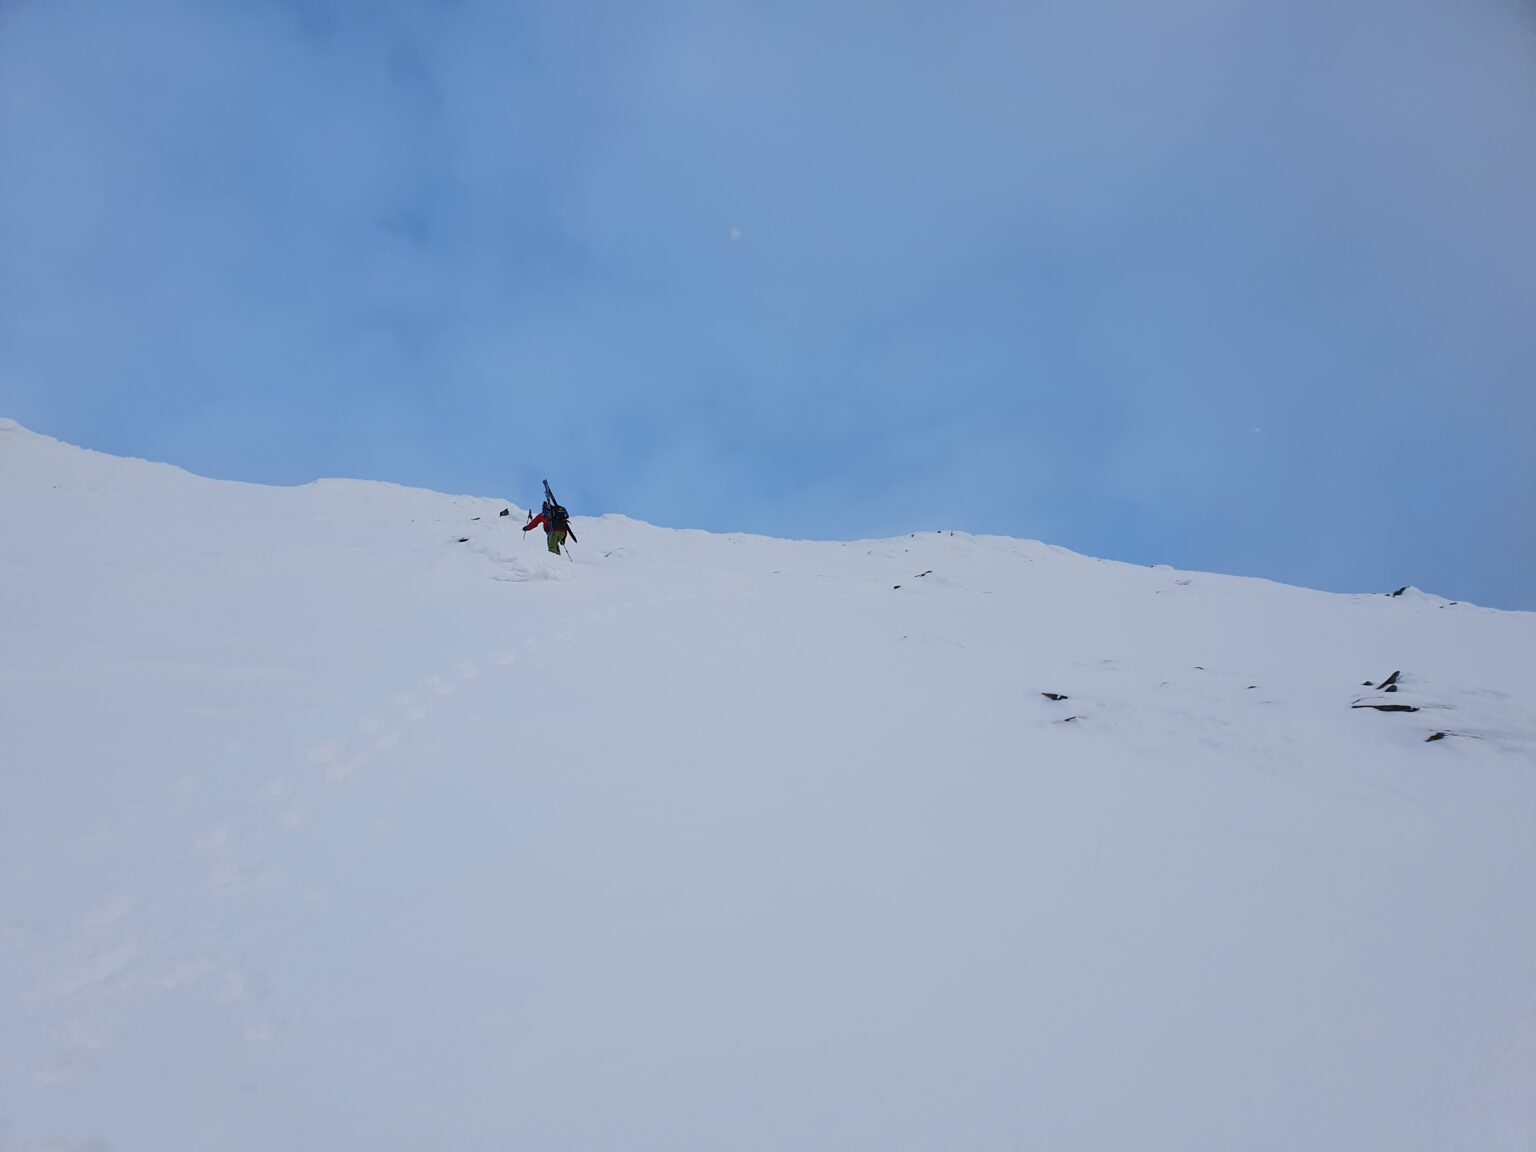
top-left (546, 528), bottom-right (567, 555)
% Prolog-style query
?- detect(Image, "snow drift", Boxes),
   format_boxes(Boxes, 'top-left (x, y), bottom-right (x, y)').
top-left (2, 418), bottom-right (1534, 1151)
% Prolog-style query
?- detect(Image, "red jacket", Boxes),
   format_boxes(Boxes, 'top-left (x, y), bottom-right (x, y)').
top-left (523, 512), bottom-right (576, 541)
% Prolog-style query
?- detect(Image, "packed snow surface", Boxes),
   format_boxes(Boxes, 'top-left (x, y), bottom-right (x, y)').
top-left (3, 417), bottom-right (1535, 1150)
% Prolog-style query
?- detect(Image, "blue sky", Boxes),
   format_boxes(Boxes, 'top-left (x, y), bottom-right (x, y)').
top-left (2, 0), bottom-right (1534, 608)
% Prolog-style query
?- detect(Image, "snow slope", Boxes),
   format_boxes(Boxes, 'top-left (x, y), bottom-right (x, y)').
top-left (3, 417), bottom-right (1535, 1151)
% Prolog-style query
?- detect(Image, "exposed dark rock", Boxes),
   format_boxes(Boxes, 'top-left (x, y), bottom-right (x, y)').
top-left (1063, 716), bottom-right (1078, 722)
top-left (457, 537), bottom-right (469, 543)
top-left (1425, 732), bottom-right (1448, 743)
top-left (1384, 685), bottom-right (1398, 693)
top-left (1352, 703), bottom-right (1420, 713)
top-left (916, 570), bottom-right (933, 578)
top-left (893, 585), bottom-right (901, 590)
top-left (1042, 692), bottom-right (1069, 702)
top-left (1375, 670), bottom-right (1401, 691)
top-left (499, 508), bottom-right (510, 517)
top-left (1390, 586), bottom-right (1408, 597)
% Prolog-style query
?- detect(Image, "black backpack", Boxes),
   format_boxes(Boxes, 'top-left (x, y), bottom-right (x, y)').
top-left (540, 480), bottom-right (575, 541)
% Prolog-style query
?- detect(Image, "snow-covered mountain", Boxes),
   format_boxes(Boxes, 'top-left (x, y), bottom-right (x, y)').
top-left (3, 417), bottom-right (1534, 1151)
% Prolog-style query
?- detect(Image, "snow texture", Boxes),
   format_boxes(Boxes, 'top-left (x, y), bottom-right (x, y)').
top-left (2, 418), bottom-right (1535, 1150)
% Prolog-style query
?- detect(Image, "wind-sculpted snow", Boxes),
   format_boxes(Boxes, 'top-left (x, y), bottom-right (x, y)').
top-left (2, 420), bottom-right (1534, 1151)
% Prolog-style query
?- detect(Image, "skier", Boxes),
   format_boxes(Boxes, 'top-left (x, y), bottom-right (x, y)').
top-left (523, 481), bottom-right (577, 556)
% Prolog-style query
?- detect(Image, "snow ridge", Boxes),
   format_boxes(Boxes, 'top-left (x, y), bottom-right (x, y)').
top-left (3, 424), bottom-right (1534, 1152)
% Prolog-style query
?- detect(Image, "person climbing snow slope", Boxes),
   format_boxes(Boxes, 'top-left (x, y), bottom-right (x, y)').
top-left (523, 480), bottom-right (577, 555)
